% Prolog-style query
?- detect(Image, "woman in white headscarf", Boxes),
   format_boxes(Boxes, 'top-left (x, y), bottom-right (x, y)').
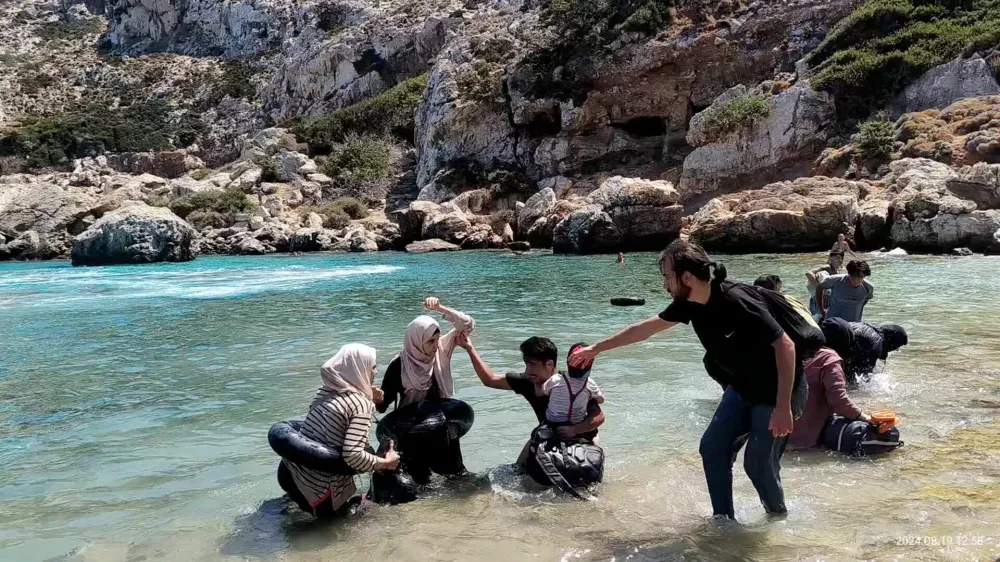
top-left (278, 344), bottom-right (400, 518)
top-left (377, 297), bottom-right (476, 411)
top-left (376, 297), bottom-right (475, 481)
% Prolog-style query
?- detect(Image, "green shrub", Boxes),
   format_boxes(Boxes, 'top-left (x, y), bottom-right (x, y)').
top-left (0, 99), bottom-right (205, 169)
top-left (322, 136), bottom-right (393, 183)
top-left (699, 94), bottom-right (773, 139)
top-left (207, 60), bottom-right (256, 104)
top-left (186, 210), bottom-right (229, 230)
top-left (809, 0), bottom-right (1000, 120)
top-left (455, 60), bottom-right (506, 107)
top-left (36, 18), bottom-right (104, 42)
top-left (855, 112), bottom-right (897, 161)
top-left (293, 74), bottom-right (427, 153)
top-left (18, 72), bottom-right (56, 95)
top-left (301, 198), bottom-right (365, 228)
top-left (330, 196), bottom-right (369, 220)
top-left (322, 209), bottom-right (351, 229)
top-left (169, 188), bottom-right (256, 219)
top-left (541, 0), bottom-right (672, 45)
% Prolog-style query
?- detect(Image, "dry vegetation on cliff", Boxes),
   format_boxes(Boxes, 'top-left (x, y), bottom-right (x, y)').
top-left (809, 0), bottom-right (1000, 119)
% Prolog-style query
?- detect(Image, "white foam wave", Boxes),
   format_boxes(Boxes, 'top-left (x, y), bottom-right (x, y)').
top-left (0, 264), bottom-right (404, 305)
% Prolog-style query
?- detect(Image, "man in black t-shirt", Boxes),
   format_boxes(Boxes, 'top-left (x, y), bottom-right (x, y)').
top-left (453, 334), bottom-right (605, 480)
top-left (571, 239), bottom-right (819, 520)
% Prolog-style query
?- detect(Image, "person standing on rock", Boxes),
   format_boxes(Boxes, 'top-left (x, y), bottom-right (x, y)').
top-left (569, 239), bottom-right (824, 520)
top-left (815, 260), bottom-right (874, 323)
top-left (806, 250), bottom-right (844, 316)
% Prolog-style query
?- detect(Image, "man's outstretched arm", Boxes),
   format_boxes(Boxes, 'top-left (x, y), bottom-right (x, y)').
top-left (456, 333), bottom-right (511, 390)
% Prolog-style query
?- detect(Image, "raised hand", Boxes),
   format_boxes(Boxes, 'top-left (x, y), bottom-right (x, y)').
top-left (454, 331), bottom-right (471, 350)
top-left (568, 345), bottom-right (598, 368)
top-left (423, 297), bottom-right (441, 311)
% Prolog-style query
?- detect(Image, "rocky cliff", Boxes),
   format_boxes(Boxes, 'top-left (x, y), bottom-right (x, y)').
top-left (3, 0), bottom-right (1000, 263)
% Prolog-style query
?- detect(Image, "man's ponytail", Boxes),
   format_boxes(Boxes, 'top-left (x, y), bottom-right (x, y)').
top-left (709, 261), bottom-right (727, 285)
top-left (660, 239), bottom-right (724, 284)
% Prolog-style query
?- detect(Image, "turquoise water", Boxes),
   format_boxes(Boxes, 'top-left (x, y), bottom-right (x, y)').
top-left (2, 252), bottom-right (999, 562)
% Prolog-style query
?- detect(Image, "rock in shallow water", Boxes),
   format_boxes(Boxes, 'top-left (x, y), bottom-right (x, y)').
top-left (71, 204), bottom-right (197, 266)
top-left (405, 239), bottom-right (460, 254)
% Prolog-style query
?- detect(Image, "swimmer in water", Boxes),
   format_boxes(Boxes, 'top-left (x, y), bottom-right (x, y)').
top-left (616, 252), bottom-right (625, 264)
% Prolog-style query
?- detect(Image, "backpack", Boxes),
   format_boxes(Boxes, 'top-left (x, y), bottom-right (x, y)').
top-left (734, 283), bottom-right (826, 353)
top-left (822, 415), bottom-right (903, 457)
top-left (528, 424), bottom-right (604, 501)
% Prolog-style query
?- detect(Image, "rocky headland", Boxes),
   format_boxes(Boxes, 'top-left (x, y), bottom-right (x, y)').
top-left (2, 0), bottom-right (1000, 264)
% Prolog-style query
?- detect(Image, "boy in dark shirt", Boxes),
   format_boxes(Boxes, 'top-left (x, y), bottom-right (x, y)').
top-left (571, 240), bottom-right (822, 520)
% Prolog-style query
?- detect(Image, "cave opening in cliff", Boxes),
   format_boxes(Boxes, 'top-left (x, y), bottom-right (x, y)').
top-left (526, 106), bottom-right (562, 138)
top-left (613, 116), bottom-right (667, 138)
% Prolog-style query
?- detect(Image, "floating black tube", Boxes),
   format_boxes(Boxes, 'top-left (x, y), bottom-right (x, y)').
top-left (610, 297), bottom-right (645, 307)
top-left (376, 399), bottom-right (475, 443)
top-left (268, 420), bottom-right (357, 475)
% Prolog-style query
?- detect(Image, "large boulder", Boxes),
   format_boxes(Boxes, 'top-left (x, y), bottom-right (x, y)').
top-left (856, 199), bottom-right (892, 250)
top-left (421, 209), bottom-right (472, 245)
top-left (689, 177), bottom-right (863, 252)
top-left (517, 188), bottom-right (557, 239)
top-left (946, 163), bottom-right (1000, 210)
top-left (893, 56), bottom-right (1000, 116)
top-left (71, 204), bottom-right (197, 266)
top-left (883, 158), bottom-right (1000, 252)
top-left (552, 206), bottom-right (620, 255)
top-left (525, 199), bottom-right (585, 249)
top-left (0, 179), bottom-right (95, 238)
top-left (586, 176), bottom-right (683, 250)
top-left (406, 239), bottom-right (460, 254)
top-left (679, 82), bottom-right (835, 204)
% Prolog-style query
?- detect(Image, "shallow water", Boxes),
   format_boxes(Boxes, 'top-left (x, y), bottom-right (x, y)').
top-left (2, 251), bottom-right (999, 562)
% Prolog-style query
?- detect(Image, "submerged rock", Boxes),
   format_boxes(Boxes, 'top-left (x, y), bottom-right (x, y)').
top-left (71, 204), bottom-right (197, 266)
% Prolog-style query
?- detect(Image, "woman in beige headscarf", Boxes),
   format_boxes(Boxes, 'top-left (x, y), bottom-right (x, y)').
top-left (376, 297), bottom-right (475, 482)
top-left (377, 297), bottom-right (476, 411)
top-left (278, 343), bottom-right (400, 518)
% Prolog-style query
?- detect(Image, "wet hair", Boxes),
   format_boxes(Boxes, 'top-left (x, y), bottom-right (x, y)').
top-left (658, 239), bottom-right (727, 285)
top-left (879, 324), bottom-right (908, 356)
top-left (520, 336), bottom-right (558, 365)
top-left (753, 274), bottom-right (782, 291)
top-left (846, 260), bottom-right (872, 277)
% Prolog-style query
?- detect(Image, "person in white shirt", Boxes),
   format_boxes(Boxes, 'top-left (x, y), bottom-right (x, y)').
top-left (542, 343), bottom-right (604, 442)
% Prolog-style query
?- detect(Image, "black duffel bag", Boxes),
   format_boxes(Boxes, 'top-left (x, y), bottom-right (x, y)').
top-left (822, 416), bottom-right (903, 457)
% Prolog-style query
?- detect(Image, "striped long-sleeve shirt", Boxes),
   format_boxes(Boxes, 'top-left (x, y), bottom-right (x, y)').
top-left (286, 390), bottom-right (380, 510)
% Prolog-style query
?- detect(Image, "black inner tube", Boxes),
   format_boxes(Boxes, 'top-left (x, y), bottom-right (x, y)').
top-left (268, 420), bottom-right (357, 475)
top-left (610, 297), bottom-right (645, 307)
top-left (376, 399), bottom-right (475, 444)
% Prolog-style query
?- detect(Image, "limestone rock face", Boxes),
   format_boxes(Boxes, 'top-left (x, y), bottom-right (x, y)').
top-left (679, 82), bottom-right (835, 204)
top-left (688, 177), bottom-right (864, 252)
top-left (893, 56), bottom-right (1000, 116)
top-left (420, 0), bottom-right (855, 187)
top-left (883, 158), bottom-right (1000, 252)
top-left (517, 188), bottom-right (557, 239)
top-left (552, 206), bottom-right (620, 255)
top-left (584, 176), bottom-right (683, 251)
top-left (71, 203), bottom-right (197, 266)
